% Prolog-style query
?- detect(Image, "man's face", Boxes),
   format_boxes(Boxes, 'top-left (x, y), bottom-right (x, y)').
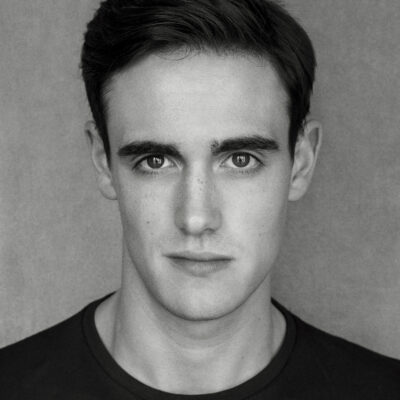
top-left (103, 52), bottom-right (294, 320)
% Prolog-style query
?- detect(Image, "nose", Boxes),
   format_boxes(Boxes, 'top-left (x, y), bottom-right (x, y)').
top-left (174, 168), bottom-right (222, 236)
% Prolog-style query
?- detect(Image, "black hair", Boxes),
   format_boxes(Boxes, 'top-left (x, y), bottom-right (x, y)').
top-left (81, 0), bottom-right (316, 160)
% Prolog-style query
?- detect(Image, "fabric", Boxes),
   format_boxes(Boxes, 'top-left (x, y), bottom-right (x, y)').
top-left (1, 295), bottom-right (399, 399)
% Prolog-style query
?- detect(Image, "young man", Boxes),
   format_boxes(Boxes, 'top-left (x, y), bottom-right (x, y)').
top-left (1, 0), bottom-right (399, 398)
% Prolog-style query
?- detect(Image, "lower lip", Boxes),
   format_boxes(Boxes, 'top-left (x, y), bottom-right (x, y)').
top-left (168, 258), bottom-right (231, 277)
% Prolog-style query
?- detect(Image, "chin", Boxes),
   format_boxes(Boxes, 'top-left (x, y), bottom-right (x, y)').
top-left (162, 288), bottom-right (247, 322)
top-left (169, 305), bottom-right (237, 322)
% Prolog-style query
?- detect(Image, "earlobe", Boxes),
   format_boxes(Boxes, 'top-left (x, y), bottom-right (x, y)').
top-left (288, 119), bottom-right (322, 201)
top-left (85, 121), bottom-right (117, 200)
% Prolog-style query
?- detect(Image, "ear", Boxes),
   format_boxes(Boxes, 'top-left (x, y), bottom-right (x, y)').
top-left (85, 121), bottom-right (117, 200)
top-left (288, 119), bottom-right (322, 201)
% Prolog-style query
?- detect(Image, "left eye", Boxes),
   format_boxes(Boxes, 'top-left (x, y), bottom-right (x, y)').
top-left (223, 152), bottom-right (259, 169)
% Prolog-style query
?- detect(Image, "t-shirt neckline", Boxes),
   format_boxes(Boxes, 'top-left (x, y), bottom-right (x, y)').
top-left (83, 294), bottom-right (296, 400)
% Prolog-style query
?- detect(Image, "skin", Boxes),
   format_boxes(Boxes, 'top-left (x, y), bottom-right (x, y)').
top-left (87, 51), bottom-right (321, 394)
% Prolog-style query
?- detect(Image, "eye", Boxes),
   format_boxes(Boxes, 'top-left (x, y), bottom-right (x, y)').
top-left (146, 155), bottom-right (166, 169)
top-left (222, 152), bottom-right (260, 170)
top-left (135, 155), bottom-right (175, 172)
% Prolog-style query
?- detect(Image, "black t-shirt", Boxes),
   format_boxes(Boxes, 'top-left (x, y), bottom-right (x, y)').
top-left (1, 295), bottom-right (400, 399)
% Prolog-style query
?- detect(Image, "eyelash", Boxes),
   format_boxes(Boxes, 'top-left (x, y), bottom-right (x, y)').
top-left (221, 152), bottom-right (263, 174)
top-left (132, 152), bottom-right (263, 176)
top-left (132, 154), bottom-right (173, 175)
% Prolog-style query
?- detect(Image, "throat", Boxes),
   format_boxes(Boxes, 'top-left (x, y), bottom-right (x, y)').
top-left (95, 290), bottom-right (286, 395)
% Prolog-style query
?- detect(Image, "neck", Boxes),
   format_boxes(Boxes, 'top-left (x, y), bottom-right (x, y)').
top-left (95, 260), bottom-right (286, 395)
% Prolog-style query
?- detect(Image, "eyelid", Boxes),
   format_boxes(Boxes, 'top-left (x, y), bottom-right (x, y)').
top-left (131, 151), bottom-right (264, 174)
top-left (220, 151), bottom-right (262, 167)
top-left (133, 154), bottom-right (177, 171)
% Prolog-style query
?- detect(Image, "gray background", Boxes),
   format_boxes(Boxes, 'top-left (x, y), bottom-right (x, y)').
top-left (1, 0), bottom-right (399, 357)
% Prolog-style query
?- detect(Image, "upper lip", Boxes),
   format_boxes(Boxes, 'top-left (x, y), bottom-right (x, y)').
top-left (166, 251), bottom-right (233, 262)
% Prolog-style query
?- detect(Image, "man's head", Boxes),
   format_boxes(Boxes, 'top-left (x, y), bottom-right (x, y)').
top-left (82, 0), bottom-right (321, 321)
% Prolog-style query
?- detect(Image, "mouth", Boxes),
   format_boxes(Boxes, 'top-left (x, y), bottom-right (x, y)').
top-left (165, 251), bottom-right (233, 277)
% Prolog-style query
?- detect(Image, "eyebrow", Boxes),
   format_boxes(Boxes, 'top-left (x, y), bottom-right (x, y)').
top-left (118, 141), bottom-right (181, 158)
top-left (211, 135), bottom-right (279, 155)
top-left (117, 135), bottom-right (280, 159)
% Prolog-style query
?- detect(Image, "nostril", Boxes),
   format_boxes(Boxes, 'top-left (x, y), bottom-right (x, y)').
top-left (175, 204), bottom-right (222, 236)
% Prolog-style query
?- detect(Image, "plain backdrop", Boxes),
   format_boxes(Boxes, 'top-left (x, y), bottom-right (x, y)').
top-left (1, 0), bottom-right (399, 357)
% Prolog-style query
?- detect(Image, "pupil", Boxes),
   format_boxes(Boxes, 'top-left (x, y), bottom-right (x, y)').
top-left (233, 153), bottom-right (250, 167)
top-left (148, 155), bottom-right (164, 169)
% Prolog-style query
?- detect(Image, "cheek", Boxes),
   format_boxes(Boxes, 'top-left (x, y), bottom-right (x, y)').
top-left (115, 175), bottom-right (173, 244)
top-left (224, 172), bottom-right (290, 250)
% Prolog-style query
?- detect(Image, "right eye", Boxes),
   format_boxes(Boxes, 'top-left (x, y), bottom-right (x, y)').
top-left (134, 155), bottom-right (176, 174)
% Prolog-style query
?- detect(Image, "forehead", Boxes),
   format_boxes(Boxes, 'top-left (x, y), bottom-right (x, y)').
top-left (104, 51), bottom-right (289, 149)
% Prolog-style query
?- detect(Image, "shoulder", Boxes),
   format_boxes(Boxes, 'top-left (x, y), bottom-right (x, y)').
top-left (292, 311), bottom-right (400, 397)
top-left (0, 306), bottom-right (88, 397)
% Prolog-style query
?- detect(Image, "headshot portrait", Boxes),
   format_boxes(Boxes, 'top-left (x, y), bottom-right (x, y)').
top-left (1, 0), bottom-right (400, 398)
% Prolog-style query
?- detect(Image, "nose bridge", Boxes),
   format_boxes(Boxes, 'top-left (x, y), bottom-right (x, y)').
top-left (175, 163), bottom-right (221, 235)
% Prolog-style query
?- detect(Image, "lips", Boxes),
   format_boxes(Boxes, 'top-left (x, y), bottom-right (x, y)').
top-left (165, 251), bottom-right (233, 276)
top-left (166, 251), bottom-right (233, 262)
